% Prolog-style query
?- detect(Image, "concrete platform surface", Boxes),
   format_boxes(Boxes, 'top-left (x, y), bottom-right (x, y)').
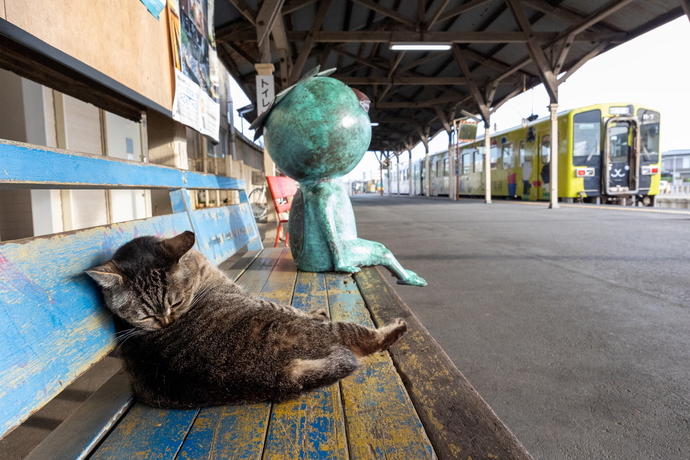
top-left (351, 195), bottom-right (690, 460)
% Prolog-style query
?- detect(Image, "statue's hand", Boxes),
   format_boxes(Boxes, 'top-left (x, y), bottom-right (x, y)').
top-left (396, 270), bottom-right (427, 287)
top-left (335, 265), bottom-right (361, 274)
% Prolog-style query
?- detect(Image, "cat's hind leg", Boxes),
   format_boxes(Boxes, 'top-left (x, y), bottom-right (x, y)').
top-left (288, 347), bottom-right (359, 391)
top-left (333, 318), bottom-right (407, 357)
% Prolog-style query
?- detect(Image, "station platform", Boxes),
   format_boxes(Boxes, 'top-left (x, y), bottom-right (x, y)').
top-left (350, 194), bottom-right (690, 460)
top-left (656, 194), bottom-right (690, 209)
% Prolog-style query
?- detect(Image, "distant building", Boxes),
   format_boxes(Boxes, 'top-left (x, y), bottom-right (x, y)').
top-left (662, 150), bottom-right (690, 182)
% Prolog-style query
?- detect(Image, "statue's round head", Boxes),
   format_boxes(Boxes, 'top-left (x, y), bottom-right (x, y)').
top-left (263, 75), bottom-right (371, 182)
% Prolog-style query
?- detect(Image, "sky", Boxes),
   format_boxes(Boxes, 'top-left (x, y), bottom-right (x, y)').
top-left (348, 16), bottom-right (690, 180)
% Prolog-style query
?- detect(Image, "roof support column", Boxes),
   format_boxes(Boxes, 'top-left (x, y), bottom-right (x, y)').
top-left (484, 121), bottom-right (492, 204)
top-left (453, 45), bottom-right (492, 204)
top-left (508, 0), bottom-right (562, 208)
top-left (683, 0), bottom-right (690, 21)
top-left (548, 103), bottom-right (559, 209)
top-left (408, 148), bottom-right (414, 196)
top-left (449, 125), bottom-right (457, 201)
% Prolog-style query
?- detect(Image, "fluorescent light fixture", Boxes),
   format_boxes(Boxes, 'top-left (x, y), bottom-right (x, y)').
top-left (370, 122), bottom-right (379, 126)
top-left (390, 42), bottom-right (452, 51)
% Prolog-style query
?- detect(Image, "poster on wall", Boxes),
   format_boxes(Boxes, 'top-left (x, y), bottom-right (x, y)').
top-left (168, 0), bottom-right (220, 142)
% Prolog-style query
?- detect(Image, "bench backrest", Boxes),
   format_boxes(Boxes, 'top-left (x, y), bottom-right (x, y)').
top-left (266, 175), bottom-right (298, 214)
top-left (0, 140), bottom-right (262, 438)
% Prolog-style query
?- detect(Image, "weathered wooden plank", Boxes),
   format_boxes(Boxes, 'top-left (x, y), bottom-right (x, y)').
top-left (218, 249), bottom-right (263, 281)
top-left (325, 273), bottom-right (436, 460)
top-left (25, 371), bottom-right (132, 460)
top-left (176, 404), bottom-right (272, 460)
top-left (168, 189), bottom-right (263, 266)
top-left (259, 248), bottom-right (297, 303)
top-left (355, 267), bottom-right (534, 460)
top-left (262, 271), bottom-right (350, 460)
top-left (233, 248), bottom-right (283, 294)
top-left (190, 205), bottom-right (263, 266)
top-left (0, 139), bottom-right (246, 191)
top-left (0, 214), bottom-right (192, 438)
top-left (89, 405), bottom-right (199, 460)
top-left (176, 249), bottom-right (295, 459)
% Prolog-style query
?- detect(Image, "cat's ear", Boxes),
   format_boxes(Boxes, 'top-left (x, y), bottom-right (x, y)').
top-left (86, 261), bottom-right (124, 289)
top-left (160, 231), bottom-right (196, 261)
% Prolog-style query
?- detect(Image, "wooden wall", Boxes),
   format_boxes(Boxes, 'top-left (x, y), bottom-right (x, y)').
top-left (3, 0), bottom-right (174, 111)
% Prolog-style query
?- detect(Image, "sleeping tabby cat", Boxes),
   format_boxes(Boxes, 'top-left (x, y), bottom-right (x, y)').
top-left (86, 231), bottom-right (407, 409)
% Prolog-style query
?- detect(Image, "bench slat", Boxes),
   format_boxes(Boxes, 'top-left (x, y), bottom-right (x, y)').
top-left (218, 249), bottom-right (263, 281)
top-left (355, 267), bottom-right (534, 460)
top-left (176, 248), bottom-right (293, 458)
top-left (176, 404), bottom-right (271, 460)
top-left (0, 140), bottom-right (246, 191)
top-left (234, 248), bottom-right (283, 294)
top-left (89, 405), bottom-right (199, 460)
top-left (0, 214), bottom-right (192, 438)
top-left (262, 270), bottom-right (350, 459)
top-left (326, 273), bottom-right (437, 460)
top-left (25, 371), bottom-right (132, 460)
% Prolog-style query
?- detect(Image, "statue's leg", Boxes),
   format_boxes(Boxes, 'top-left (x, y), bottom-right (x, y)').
top-left (339, 239), bottom-right (427, 287)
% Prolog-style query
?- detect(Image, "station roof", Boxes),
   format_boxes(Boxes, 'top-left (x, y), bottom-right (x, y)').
top-left (215, 1), bottom-right (685, 153)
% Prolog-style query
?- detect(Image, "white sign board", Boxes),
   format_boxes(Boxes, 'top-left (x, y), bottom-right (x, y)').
top-left (256, 75), bottom-right (275, 116)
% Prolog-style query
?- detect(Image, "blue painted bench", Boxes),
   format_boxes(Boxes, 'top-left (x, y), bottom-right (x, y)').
top-left (0, 139), bottom-right (532, 459)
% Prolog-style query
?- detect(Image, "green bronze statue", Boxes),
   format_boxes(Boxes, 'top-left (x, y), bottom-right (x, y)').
top-left (251, 68), bottom-right (426, 286)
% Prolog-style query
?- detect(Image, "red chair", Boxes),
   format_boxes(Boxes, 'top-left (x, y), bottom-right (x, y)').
top-left (266, 176), bottom-right (298, 248)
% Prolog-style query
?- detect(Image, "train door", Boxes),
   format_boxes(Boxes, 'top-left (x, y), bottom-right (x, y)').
top-left (604, 117), bottom-right (639, 195)
top-left (538, 134), bottom-right (551, 200)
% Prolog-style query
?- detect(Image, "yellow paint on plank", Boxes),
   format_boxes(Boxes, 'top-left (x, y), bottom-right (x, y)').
top-left (259, 249), bottom-right (298, 304)
top-left (263, 271), bottom-right (349, 459)
top-left (326, 273), bottom-right (436, 459)
top-left (356, 267), bottom-right (531, 460)
top-left (181, 248), bottom-right (298, 459)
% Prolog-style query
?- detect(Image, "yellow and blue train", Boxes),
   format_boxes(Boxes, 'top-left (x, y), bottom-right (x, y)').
top-left (385, 103), bottom-right (662, 205)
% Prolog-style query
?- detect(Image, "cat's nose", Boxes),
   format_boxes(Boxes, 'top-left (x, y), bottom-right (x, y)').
top-left (159, 316), bottom-right (171, 327)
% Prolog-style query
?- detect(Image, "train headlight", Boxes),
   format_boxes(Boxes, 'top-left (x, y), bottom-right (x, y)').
top-left (575, 167), bottom-right (595, 177)
top-left (641, 166), bottom-right (659, 175)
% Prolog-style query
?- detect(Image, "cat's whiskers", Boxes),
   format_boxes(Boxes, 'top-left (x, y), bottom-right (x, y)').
top-left (114, 328), bottom-right (144, 352)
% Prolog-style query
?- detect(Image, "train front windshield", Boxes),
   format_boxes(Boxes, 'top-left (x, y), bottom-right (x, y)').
top-left (638, 109), bottom-right (660, 164)
top-left (573, 110), bottom-right (601, 162)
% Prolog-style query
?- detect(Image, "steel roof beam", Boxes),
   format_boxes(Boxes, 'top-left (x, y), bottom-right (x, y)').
top-left (437, 0), bottom-right (496, 23)
top-left (289, 0), bottom-right (333, 83)
top-left (217, 30), bottom-right (622, 43)
top-left (351, 0), bottom-right (416, 28)
top-left (338, 76), bottom-right (475, 85)
top-left (522, 0), bottom-right (623, 33)
top-left (282, 0), bottom-right (319, 14)
top-left (506, 0), bottom-right (559, 101)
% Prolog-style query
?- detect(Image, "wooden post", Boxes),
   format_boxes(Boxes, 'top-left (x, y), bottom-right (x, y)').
top-left (484, 122), bottom-right (492, 204)
top-left (549, 102), bottom-right (559, 209)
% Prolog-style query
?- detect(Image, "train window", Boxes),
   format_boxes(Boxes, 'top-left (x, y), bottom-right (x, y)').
top-left (540, 135), bottom-right (551, 164)
top-left (474, 149), bottom-right (483, 173)
top-left (609, 122), bottom-right (631, 164)
top-left (502, 144), bottom-right (513, 169)
top-left (436, 159), bottom-right (443, 177)
top-left (443, 158), bottom-right (449, 176)
top-left (462, 152), bottom-right (471, 174)
top-left (490, 145), bottom-right (499, 170)
top-left (638, 109), bottom-right (660, 164)
top-left (573, 110), bottom-right (601, 162)
top-left (519, 141), bottom-right (529, 165)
